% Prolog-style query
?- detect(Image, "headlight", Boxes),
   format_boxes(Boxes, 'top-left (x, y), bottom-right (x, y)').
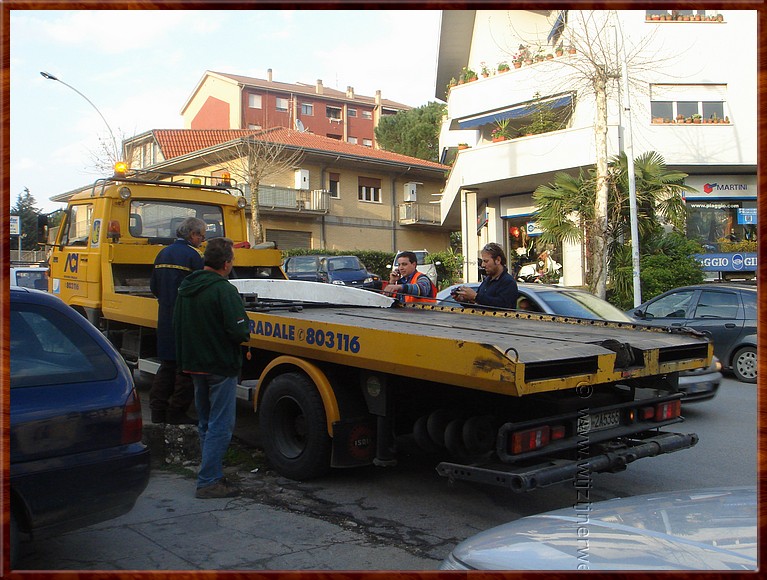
top-left (118, 186), bottom-right (132, 200)
top-left (332, 280), bottom-right (345, 285)
top-left (364, 277), bottom-right (373, 284)
top-left (236, 196), bottom-right (247, 209)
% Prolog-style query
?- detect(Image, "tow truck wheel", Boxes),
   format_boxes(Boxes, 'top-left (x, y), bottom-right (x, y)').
top-left (732, 346), bottom-right (757, 383)
top-left (259, 372), bottom-right (331, 480)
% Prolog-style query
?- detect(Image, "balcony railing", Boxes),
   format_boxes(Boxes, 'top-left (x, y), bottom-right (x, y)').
top-left (254, 185), bottom-right (330, 213)
top-left (398, 202), bottom-right (441, 225)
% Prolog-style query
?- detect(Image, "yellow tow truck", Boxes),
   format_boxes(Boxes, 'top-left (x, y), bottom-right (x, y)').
top-left (48, 167), bottom-right (713, 491)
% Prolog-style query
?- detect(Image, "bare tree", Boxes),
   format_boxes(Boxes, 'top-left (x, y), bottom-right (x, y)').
top-left (501, 10), bottom-right (665, 297)
top-left (205, 130), bottom-right (305, 244)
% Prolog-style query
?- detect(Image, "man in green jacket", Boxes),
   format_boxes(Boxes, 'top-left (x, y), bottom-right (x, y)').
top-left (175, 237), bottom-right (250, 499)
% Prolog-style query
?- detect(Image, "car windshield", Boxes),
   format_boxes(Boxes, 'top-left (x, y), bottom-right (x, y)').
top-left (541, 290), bottom-right (633, 322)
top-left (328, 257), bottom-right (362, 271)
top-left (287, 257), bottom-right (318, 273)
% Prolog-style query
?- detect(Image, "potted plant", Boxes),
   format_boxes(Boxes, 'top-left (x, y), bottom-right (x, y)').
top-left (519, 92), bottom-right (561, 135)
top-left (567, 44), bottom-right (576, 54)
top-left (555, 42), bottom-right (564, 57)
top-left (480, 61), bottom-right (491, 78)
top-left (511, 55), bottom-right (522, 69)
top-left (498, 61), bottom-right (511, 73)
top-left (460, 66), bottom-right (478, 83)
top-left (517, 44), bottom-right (533, 65)
top-left (491, 118), bottom-right (511, 142)
top-left (692, 113), bottom-right (702, 124)
top-left (546, 52), bottom-right (554, 60)
top-left (534, 47), bottom-right (545, 62)
top-left (457, 143), bottom-right (470, 150)
top-left (446, 77), bottom-right (457, 92)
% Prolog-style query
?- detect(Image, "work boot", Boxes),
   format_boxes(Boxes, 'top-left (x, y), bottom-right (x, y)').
top-left (195, 478), bottom-right (239, 499)
top-left (151, 410), bottom-right (167, 424)
top-left (166, 409), bottom-right (197, 425)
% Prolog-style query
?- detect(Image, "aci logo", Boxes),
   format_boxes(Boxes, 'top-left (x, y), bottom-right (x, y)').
top-left (64, 253), bottom-right (79, 273)
top-left (703, 183), bottom-right (717, 193)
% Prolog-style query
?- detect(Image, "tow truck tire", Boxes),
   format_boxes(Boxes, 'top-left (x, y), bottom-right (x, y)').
top-left (732, 346), bottom-right (757, 383)
top-left (259, 372), bottom-right (331, 480)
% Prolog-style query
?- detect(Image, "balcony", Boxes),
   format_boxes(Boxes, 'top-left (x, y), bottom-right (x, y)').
top-left (256, 185), bottom-right (330, 214)
top-left (398, 202), bottom-right (441, 226)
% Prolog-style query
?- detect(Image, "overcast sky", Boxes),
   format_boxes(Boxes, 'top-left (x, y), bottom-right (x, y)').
top-left (9, 10), bottom-right (442, 213)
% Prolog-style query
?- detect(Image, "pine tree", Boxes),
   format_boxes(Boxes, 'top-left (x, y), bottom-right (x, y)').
top-left (11, 188), bottom-right (42, 250)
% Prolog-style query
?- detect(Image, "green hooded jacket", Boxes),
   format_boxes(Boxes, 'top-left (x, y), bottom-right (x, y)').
top-left (174, 269), bottom-right (250, 377)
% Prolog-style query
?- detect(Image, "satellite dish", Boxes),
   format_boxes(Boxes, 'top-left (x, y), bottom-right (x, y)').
top-left (295, 118), bottom-right (306, 132)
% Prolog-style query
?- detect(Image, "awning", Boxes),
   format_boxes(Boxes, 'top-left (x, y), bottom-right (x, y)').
top-left (457, 95), bottom-right (573, 129)
top-left (547, 10), bottom-right (568, 44)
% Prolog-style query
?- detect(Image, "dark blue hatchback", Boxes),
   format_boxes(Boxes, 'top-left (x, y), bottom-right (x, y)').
top-left (10, 287), bottom-right (150, 567)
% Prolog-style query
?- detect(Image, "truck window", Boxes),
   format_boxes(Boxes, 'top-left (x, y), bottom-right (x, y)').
top-left (129, 201), bottom-right (223, 239)
top-left (61, 204), bottom-right (93, 247)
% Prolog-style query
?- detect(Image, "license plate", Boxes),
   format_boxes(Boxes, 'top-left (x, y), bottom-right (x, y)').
top-left (578, 410), bottom-right (621, 433)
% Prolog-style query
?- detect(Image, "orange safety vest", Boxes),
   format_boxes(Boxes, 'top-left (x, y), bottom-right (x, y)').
top-left (400, 270), bottom-right (437, 304)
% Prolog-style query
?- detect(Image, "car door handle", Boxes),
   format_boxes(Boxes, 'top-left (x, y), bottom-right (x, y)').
top-left (725, 323), bottom-right (736, 328)
top-left (670, 322), bottom-right (683, 326)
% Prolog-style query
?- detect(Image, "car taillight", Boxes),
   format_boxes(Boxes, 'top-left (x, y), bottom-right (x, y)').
top-left (510, 425), bottom-right (550, 454)
top-left (121, 388), bottom-right (144, 444)
top-left (654, 399), bottom-right (681, 422)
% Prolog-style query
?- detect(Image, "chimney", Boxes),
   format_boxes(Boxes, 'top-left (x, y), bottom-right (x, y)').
top-left (267, 68), bottom-right (273, 82)
top-left (375, 90), bottom-right (382, 105)
top-left (316, 79), bottom-right (324, 95)
top-left (346, 86), bottom-right (354, 99)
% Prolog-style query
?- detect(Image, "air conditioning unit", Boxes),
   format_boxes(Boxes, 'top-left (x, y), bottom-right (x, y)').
top-left (295, 169), bottom-right (310, 190)
top-left (404, 182), bottom-right (419, 202)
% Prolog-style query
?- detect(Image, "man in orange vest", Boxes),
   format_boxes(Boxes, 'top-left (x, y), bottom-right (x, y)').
top-left (383, 251), bottom-right (437, 304)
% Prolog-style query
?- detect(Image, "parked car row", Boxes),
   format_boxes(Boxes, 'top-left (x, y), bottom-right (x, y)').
top-left (437, 282), bottom-right (724, 398)
top-left (283, 255), bottom-right (381, 290)
top-left (9, 287), bottom-right (151, 567)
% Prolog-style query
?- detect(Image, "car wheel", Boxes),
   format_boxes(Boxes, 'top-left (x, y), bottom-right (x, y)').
top-left (732, 346), bottom-right (757, 383)
top-left (259, 372), bottom-right (331, 480)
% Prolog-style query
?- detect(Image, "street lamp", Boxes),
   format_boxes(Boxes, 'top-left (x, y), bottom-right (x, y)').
top-left (40, 71), bottom-right (120, 161)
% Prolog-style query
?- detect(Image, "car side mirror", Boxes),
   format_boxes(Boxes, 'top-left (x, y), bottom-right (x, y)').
top-left (633, 309), bottom-right (645, 319)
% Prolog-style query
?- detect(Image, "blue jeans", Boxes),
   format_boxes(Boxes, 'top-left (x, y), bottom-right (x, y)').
top-left (191, 373), bottom-right (237, 489)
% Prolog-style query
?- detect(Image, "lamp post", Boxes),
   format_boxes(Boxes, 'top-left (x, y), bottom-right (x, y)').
top-left (40, 71), bottom-right (120, 161)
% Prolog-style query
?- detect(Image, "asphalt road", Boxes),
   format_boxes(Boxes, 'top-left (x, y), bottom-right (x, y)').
top-left (14, 376), bottom-right (756, 571)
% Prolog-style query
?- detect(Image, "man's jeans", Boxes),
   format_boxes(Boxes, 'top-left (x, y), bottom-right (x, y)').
top-left (191, 373), bottom-right (237, 489)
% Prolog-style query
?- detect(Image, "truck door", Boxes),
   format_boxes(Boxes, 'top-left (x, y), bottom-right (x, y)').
top-left (50, 203), bottom-right (96, 302)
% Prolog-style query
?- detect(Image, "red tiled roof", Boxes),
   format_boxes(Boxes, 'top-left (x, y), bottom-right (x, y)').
top-left (153, 128), bottom-right (449, 171)
top-left (210, 71), bottom-right (412, 110)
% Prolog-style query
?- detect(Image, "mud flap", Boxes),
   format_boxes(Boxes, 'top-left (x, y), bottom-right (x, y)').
top-left (330, 418), bottom-right (377, 468)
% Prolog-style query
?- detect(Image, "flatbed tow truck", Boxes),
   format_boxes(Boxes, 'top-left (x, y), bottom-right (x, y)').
top-left (47, 167), bottom-right (712, 491)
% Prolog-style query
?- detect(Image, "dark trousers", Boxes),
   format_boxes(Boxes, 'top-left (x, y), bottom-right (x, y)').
top-left (149, 360), bottom-right (194, 413)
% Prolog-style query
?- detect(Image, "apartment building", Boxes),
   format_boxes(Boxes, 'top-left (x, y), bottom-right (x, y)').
top-left (116, 128), bottom-right (452, 253)
top-left (181, 70), bottom-right (411, 149)
top-left (435, 10), bottom-right (757, 285)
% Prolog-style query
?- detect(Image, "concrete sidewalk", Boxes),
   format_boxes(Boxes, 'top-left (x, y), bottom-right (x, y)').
top-left (16, 469), bottom-right (439, 570)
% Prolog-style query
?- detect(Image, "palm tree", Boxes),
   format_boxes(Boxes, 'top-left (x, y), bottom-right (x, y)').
top-left (533, 151), bottom-right (694, 295)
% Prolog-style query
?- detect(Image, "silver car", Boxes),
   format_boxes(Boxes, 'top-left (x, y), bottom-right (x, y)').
top-left (437, 283), bottom-right (722, 402)
top-left (441, 487), bottom-right (756, 571)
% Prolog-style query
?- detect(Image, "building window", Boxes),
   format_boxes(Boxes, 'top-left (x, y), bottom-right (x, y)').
top-left (362, 138), bottom-right (373, 147)
top-left (347, 136), bottom-right (357, 144)
top-left (276, 97), bottom-right (289, 112)
top-left (326, 106), bottom-right (342, 120)
top-left (327, 134), bottom-right (342, 140)
top-left (301, 103), bottom-right (313, 116)
top-left (348, 108), bottom-right (357, 118)
top-left (362, 110), bottom-right (373, 120)
top-left (329, 173), bottom-right (340, 198)
top-left (358, 177), bottom-right (381, 203)
top-left (650, 84), bottom-right (728, 123)
top-left (247, 124), bottom-right (262, 130)
top-left (248, 94), bottom-right (262, 109)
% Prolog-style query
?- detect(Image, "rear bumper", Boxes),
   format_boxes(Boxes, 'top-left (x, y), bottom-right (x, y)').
top-left (436, 431), bottom-right (698, 492)
top-left (678, 370), bottom-right (722, 402)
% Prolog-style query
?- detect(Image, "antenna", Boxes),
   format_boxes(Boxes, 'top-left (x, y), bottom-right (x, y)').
top-left (295, 118), bottom-right (306, 132)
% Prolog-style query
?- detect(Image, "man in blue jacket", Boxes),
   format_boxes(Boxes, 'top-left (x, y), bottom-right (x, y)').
top-left (175, 237), bottom-right (250, 499)
top-left (149, 217), bottom-right (206, 424)
top-left (454, 242), bottom-right (518, 309)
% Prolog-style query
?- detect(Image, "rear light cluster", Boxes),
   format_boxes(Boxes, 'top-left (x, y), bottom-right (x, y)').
top-left (510, 424), bottom-right (566, 454)
top-left (121, 388), bottom-right (144, 444)
top-left (507, 399), bottom-right (682, 456)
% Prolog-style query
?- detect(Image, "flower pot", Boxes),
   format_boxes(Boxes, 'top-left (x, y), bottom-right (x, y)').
top-left (555, 50), bottom-right (563, 57)
top-left (567, 48), bottom-right (576, 55)
top-left (524, 59), bottom-right (533, 65)
top-left (492, 136), bottom-right (508, 143)
top-left (513, 62), bottom-right (521, 69)
top-left (693, 118), bottom-right (701, 124)
top-left (458, 145), bottom-right (469, 150)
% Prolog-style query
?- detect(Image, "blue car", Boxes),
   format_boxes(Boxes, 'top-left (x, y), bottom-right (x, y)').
top-left (10, 287), bottom-right (151, 567)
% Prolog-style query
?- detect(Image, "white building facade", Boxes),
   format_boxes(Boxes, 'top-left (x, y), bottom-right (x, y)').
top-left (435, 10), bottom-right (757, 285)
